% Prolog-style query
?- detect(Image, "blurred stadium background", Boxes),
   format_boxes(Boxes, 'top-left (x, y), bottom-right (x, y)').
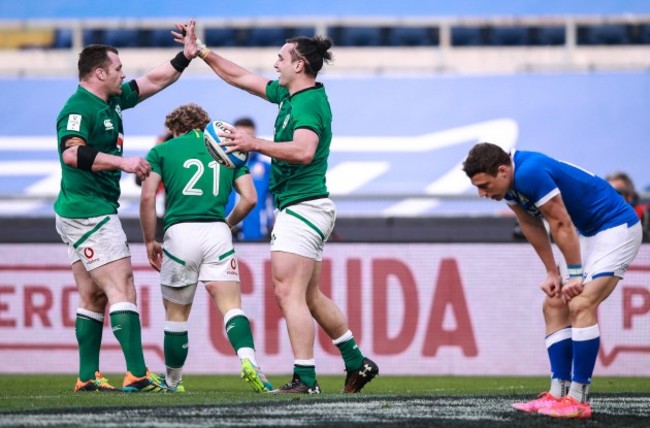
top-left (0, 0), bottom-right (649, 380)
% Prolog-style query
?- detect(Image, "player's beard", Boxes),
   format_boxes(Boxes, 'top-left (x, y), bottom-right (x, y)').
top-left (107, 78), bottom-right (123, 97)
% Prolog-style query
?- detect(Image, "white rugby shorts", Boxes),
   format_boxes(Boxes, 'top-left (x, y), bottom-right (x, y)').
top-left (161, 221), bottom-right (240, 288)
top-left (270, 198), bottom-right (336, 260)
top-left (560, 221), bottom-right (642, 283)
top-left (55, 214), bottom-right (130, 271)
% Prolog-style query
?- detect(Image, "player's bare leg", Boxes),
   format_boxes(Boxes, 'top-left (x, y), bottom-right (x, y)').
top-left (269, 251), bottom-right (320, 393)
top-left (307, 261), bottom-right (378, 393)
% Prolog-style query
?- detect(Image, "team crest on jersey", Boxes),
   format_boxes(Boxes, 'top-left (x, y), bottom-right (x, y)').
top-left (115, 105), bottom-right (122, 118)
top-left (104, 119), bottom-right (114, 131)
top-left (66, 114), bottom-right (82, 131)
top-left (282, 114), bottom-right (290, 130)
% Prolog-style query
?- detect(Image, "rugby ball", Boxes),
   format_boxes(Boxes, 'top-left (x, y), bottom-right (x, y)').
top-left (204, 120), bottom-right (249, 169)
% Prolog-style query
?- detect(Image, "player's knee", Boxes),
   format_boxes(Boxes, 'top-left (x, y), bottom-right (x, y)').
top-left (271, 282), bottom-right (302, 310)
top-left (306, 289), bottom-right (327, 314)
top-left (567, 296), bottom-right (596, 320)
top-left (543, 294), bottom-right (566, 315)
top-left (272, 285), bottom-right (291, 308)
top-left (79, 289), bottom-right (108, 311)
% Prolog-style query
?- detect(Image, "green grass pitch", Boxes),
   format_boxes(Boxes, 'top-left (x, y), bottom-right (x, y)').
top-left (1, 375), bottom-right (649, 427)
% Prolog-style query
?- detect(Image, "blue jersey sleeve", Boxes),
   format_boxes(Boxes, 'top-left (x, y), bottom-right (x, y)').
top-left (515, 161), bottom-right (560, 208)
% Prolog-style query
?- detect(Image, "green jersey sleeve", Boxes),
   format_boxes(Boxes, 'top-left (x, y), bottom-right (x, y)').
top-left (146, 145), bottom-right (163, 175)
top-left (266, 80), bottom-right (289, 105)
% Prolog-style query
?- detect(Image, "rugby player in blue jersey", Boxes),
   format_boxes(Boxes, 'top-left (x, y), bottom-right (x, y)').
top-left (463, 142), bottom-right (642, 419)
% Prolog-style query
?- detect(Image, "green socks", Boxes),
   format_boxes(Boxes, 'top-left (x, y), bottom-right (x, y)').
top-left (224, 310), bottom-right (255, 352)
top-left (75, 309), bottom-right (104, 381)
top-left (164, 322), bottom-right (189, 369)
top-left (109, 302), bottom-right (147, 377)
top-left (334, 331), bottom-right (364, 371)
top-left (294, 362), bottom-right (317, 388)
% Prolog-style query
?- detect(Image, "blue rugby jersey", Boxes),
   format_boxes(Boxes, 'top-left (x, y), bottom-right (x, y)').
top-left (504, 150), bottom-right (639, 236)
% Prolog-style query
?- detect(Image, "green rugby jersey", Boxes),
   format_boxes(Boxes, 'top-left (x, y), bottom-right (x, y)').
top-left (266, 80), bottom-right (332, 209)
top-left (54, 83), bottom-right (139, 218)
top-left (146, 129), bottom-right (249, 231)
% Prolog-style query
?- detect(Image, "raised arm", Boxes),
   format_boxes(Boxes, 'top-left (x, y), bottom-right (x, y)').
top-left (182, 20), bottom-right (269, 99)
top-left (135, 23), bottom-right (196, 101)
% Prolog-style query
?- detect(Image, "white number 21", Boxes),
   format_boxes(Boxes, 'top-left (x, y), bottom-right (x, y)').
top-left (182, 159), bottom-right (221, 196)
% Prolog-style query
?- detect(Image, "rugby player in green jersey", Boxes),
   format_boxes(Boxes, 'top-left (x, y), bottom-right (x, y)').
top-left (55, 32), bottom-right (195, 392)
top-left (139, 103), bottom-right (272, 393)
top-left (178, 19), bottom-right (378, 394)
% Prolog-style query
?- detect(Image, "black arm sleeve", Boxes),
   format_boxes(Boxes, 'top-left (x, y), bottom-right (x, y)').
top-left (77, 145), bottom-right (100, 171)
top-left (59, 135), bottom-right (83, 153)
top-left (128, 79), bottom-right (140, 96)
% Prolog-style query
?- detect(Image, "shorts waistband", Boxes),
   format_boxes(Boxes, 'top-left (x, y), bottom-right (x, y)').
top-left (279, 194), bottom-right (329, 211)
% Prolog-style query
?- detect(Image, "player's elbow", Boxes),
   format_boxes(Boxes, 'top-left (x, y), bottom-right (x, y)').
top-left (139, 191), bottom-right (157, 209)
top-left (241, 193), bottom-right (258, 211)
top-left (295, 150), bottom-right (315, 165)
top-left (61, 146), bottom-right (79, 168)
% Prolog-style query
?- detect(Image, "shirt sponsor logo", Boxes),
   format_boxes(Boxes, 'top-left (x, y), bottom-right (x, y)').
top-left (66, 114), bottom-right (82, 131)
top-left (82, 247), bottom-right (99, 264)
top-left (83, 247), bottom-right (94, 259)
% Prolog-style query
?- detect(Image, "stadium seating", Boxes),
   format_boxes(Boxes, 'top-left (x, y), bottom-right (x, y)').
top-left (531, 26), bottom-right (565, 46)
top-left (331, 26), bottom-right (385, 46)
top-left (203, 28), bottom-right (239, 47)
top-left (578, 24), bottom-right (630, 45)
top-left (451, 27), bottom-right (485, 46)
top-left (638, 24), bottom-right (650, 44)
top-left (245, 27), bottom-right (288, 47)
top-left (26, 20), bottom-right (650, 49)
top-left (387, 27), bottom-right (439, 46)
top-left (82, 29), bottom-right (104, 45)
top-left (489, 26), bottom-right (529, 46)
top-left (288, 26), bottom-right (317, 38)
top-left (52, 28), bottom-right (73, 49)
top-left (143, 29), bottom-right (177, 47)
top-left (103, 29), bottom-right (142, 48)
top-left (0, 29), bottom-right (55, 49)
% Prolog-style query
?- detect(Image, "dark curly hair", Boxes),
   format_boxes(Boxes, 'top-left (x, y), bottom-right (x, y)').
top-left (164, 103), bottom-right (211, 135)
top-left (462, 142), bottom-right (512, 178)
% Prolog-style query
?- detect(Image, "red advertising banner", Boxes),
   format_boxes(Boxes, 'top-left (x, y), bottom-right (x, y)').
top-left (0, 243), bottom-right (648, 376)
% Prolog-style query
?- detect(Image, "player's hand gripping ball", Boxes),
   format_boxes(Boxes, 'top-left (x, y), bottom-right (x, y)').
top-left (204, 120), bottom-right (249, 169)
